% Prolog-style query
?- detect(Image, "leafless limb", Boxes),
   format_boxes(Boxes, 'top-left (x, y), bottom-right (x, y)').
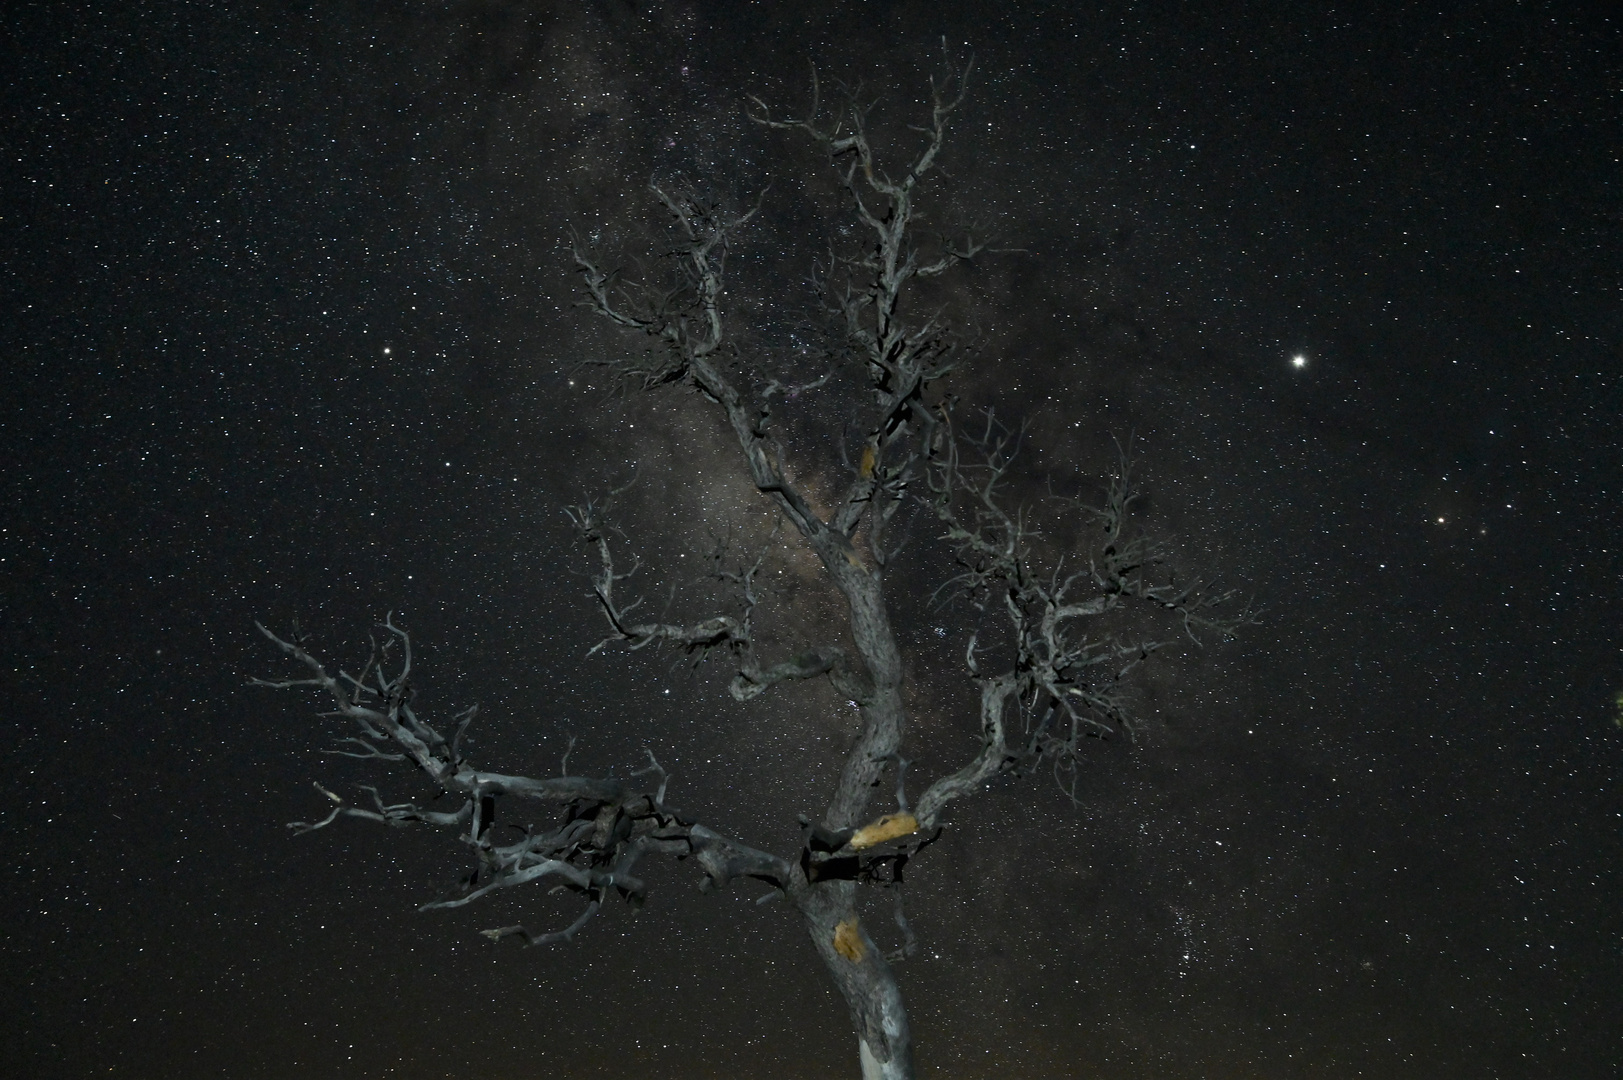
top-left (254, 620), bottom-right (793, 945)
top-left (886, 888), bottom-right (919, 963)
top-left (564, 493), bottom-right (869, 704)
top-left (911, 422), bottom-right (1257, 825)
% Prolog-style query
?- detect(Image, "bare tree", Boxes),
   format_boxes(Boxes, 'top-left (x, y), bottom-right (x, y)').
top-left (255, 53), bottom-right (1249, 1080)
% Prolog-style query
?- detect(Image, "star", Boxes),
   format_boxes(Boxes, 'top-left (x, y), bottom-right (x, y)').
top-left (1291, 354), bottom-right (1307, 368)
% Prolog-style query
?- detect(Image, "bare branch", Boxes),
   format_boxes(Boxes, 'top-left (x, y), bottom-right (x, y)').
top-left (567, 492), bottom-right (873, 706)
top-left (911, 409), bottom-right (1255, 823)
top-left (887, 888), bottom-right (919, 963)
top-left (479, 902), bottom-right (602, 948)
top-left (255, 622), bottom-right (796, 946)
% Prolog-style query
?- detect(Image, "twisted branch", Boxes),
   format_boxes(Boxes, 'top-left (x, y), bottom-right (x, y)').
top-left (254, 621), bottom-right (794, 945)
top-left (913, 421), bottom-right (1257, 823)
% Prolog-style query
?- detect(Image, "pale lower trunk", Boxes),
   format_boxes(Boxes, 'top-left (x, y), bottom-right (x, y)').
top-left (799, 881), bottom-right (915, 1080)
top-left (860, 1036), bottom-right (911, 1080)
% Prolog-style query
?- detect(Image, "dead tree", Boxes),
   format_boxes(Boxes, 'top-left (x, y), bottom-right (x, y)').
top-left (255, 54), bottom-right (1249, 1080)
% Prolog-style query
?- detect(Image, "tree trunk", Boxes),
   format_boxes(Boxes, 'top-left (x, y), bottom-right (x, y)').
top-left (797, 881), bottom-right (915, 1080)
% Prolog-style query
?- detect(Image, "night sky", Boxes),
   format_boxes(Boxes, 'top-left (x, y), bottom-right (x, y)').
top-left (5, 2), bottom-right (1622, 1077)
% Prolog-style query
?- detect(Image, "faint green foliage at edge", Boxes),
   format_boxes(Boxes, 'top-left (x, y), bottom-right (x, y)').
top-left (1613, 689), bottom-right (1623, 729)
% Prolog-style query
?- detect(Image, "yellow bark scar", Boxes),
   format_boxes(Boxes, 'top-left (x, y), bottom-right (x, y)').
top-left (833, 918), bottom-right (866, 962)
top-left (859, 444), bottom-right (876, 479)
top-left (849, 812), bottom-right (919, 850)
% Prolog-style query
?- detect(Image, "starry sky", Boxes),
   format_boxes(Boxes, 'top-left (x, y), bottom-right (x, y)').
top-left (5, 1), bottom-right (1622, 1077)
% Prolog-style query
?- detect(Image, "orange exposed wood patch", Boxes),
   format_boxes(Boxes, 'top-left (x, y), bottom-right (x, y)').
top-left (833, 918), bottom-right (866, 962)
top-left (850, 812), bottom-right (918, 850)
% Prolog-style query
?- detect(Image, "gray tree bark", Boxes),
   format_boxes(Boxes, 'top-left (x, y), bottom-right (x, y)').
top-left (255, 50), bottom-right (1250, 1080)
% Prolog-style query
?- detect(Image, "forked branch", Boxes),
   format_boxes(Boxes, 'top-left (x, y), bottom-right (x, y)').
top-left (914, 416), bottom-right (1255, 821)
top-left (253, 621), bottom-right (793, 945)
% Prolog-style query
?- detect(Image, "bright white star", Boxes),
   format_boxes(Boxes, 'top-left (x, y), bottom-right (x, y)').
top-left (1291, 354), bottom-right (1307, 368)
